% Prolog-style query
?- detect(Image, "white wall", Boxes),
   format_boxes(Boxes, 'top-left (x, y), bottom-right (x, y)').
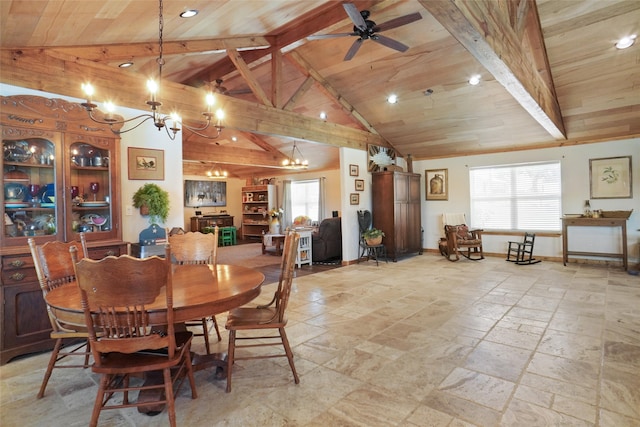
top-left (416, 139), bottom-right (640, 263)
top-left (340, 147), bottom-right (369, 262)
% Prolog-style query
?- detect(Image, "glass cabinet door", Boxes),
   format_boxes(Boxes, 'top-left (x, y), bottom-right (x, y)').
top-left (67, 141), bottom-right (114, 241)
top-left (2, 137), bottom-right (60, 245)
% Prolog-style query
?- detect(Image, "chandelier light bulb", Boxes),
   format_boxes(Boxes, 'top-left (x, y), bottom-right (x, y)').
top-left (81, 83), bottom-right (94, 98)
top-left (205, 93), bottom-right (215, 108)
top-left (147, 80), bottom-right (158, 94)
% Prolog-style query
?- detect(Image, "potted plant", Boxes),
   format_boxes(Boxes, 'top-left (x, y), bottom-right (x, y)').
top-left (132, 183), bottom-right (170, 224)
top-left (363, 228), bottom-right (385, 246)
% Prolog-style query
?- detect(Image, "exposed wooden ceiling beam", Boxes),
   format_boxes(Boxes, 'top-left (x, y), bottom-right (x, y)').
top-left (182, 143), bottom-right (284, 167)
top-left (226, 49), bottom-right (273, 107)
top-left (1, 49), bottom-right (385, 150)
top-left (4, 37), bottom-right (274, 62)
top-left (283, 76), bottom-right (315, 111)
top-left (420, 0), bottom-right (566, 140)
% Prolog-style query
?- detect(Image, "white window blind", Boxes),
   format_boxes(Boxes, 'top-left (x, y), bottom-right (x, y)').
top-left (291, 179), bottom-right (320, 221)
top-left (469, 161), bottom-right (562, 231)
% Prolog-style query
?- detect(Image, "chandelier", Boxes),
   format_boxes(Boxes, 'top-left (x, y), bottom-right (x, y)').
top-left (281, 141), bottom-right (309, 169)
top-left (80, 0), bottom-right (224, 140)
top-left (206, 167), bottom-right (228, 178)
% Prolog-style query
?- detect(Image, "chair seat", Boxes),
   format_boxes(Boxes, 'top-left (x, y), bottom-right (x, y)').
top-left (92, 331), bottom-right (193, 374)
top-left (457, 238), bottom-right (482, 246)
top-left (226, 307), bottom-right (286, 329)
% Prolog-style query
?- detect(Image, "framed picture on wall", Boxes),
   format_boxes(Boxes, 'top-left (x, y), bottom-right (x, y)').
top-left (128, 147), bottom-right (164, 180)
top-left (349, 164), bottom-right (359, 176)
top-left (589, 156), bottom-right (632, 199)
top-left (425, 169), bottom-right (448, 200)
top-left (355, 179), bottom-right (365, 191)
top-left (184, 180), bottom-right (227, 207)
top-left (350, 193), bottom-right (360, 205)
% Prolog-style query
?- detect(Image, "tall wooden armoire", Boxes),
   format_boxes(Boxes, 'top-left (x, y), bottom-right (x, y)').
top-left (372, 171), bottom-right (422, 261)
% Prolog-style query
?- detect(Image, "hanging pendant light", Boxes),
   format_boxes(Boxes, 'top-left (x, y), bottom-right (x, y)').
top-left (80, 0), bottom-right (224, 140)
top-left (281, 141), bottom-right (309, 169)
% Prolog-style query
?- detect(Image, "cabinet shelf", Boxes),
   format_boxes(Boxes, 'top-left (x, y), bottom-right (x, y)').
top-left (241, 185), bottom-right (276, 239)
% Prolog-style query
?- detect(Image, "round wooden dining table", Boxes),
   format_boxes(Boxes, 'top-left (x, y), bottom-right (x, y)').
top-left (46, 263), bottom-right (264, 372)
top-left (45, 263), bottom-right (265, 327)
top-left (45, 263), bottom-right (265, 414)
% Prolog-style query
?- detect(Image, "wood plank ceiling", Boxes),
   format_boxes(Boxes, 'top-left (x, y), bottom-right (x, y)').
top-left (1, 0), bottom-right (639, 179)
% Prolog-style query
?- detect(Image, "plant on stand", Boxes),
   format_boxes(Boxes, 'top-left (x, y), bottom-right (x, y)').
top-left (132, 183), bottom-right (170, 225)
top-left (363, 228), bottom-right (385, 246)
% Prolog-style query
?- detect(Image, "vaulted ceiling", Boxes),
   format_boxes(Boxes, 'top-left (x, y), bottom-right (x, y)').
top-left (1, 0), bottom-right (639, 179)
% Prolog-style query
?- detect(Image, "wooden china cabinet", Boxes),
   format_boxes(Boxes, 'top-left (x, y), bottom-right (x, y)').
top-left (0, 95), bottom-right (127, 364)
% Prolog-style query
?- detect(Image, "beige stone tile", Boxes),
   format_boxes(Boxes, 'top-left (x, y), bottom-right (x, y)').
top-left (404, 404), bottom-right (454, 426)
top-left (552, 394), bottom-right (597, 423)
top-left (501, 398), bottom-right (594, 426)
top-left (484, 324), bottom-right (542, 350)
top-left (527, 352), bottom-right (599, 389)
top-left (598, 408), bottom-right (640, 427)
top-left (520, 372), bottom-right (597, 405)
top-left (603, 341), bottom-right (640, 375)
top-left (548, 312), bottom-right (604, 338)
top-left (513, 384), bottom-right (553, 408)
top-left (438, 367), bottom-right (515, 411)
top-left (422, 389), bottom-right (502, 426)
top-left (537, 330), bottom-right (602, 363)
top-left (464, 341), bottom-right (532, 382)
top-left (600, 364), bottom-right (640, 419)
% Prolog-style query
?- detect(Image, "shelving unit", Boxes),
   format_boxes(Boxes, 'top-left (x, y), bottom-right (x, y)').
top-left (241, 184), bottom-right (276, 240)
top-left (295, 229), bottom-right (312, 268)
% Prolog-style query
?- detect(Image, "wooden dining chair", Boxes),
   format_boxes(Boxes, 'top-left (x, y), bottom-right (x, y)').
top-left (225, 230), bottom-right (301, 392)
top-left (28, 234), bottom-right (90, 399)
top-left (169, 229), bottom-right (221, 354)
top-left (70, 245), bottom-right (197, 427)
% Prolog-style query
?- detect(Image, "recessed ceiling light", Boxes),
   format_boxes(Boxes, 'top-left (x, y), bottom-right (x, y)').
top-left (180, 9), bottom-right (198, 18)
top-left (616, 34), bottom-right (637, 49)
top-left (231, 136), bottom-right (237, 142)
top-left (319, 111), bottom-right (327, 120)
top-left (424, 88), bottom-right (434, 96)
top-left (469, 75), bottom-right (481, 85)
top-left (118, 62), bottom-right (134, 68)
top-left (387, 94), bottom-right (398, 104)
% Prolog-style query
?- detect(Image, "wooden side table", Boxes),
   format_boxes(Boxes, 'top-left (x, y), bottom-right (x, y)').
top-left (262, 234), bottom-right (286, 256)
top-left (562, 216), bottom-right (628, 270)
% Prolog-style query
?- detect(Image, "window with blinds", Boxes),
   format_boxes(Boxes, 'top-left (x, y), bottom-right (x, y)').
top-left (469, 161), bottom-right (562, 231)
top-left (291, 179), bottom-right (320, 221)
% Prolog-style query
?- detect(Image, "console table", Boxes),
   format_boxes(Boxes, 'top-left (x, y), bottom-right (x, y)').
top-left (562, 217), bottom-right (628, 270)
top-left (190, 215), bottom-right (234, 232)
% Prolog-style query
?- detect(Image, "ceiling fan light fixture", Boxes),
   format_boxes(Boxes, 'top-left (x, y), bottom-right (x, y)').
top-left (616, 35), bottom-right (636, 49)
top-left (180, 9), bottom-right (198, 18)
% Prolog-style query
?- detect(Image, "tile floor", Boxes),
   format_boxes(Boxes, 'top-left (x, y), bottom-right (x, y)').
top-left (1, 254), bottom-right (639, 426)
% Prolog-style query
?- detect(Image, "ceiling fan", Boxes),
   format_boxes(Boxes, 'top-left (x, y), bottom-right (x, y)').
top-left (307, 3), bottom-right (422, 61)
top-left (212, 79), bottom-right (252, 96)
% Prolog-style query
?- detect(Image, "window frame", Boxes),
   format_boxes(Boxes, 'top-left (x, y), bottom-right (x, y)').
top-left (469, 161), bottom-right (562, 232)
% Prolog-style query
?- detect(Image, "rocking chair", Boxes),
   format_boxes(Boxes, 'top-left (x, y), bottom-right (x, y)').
top-left (439, 214), bottom-right (484, 262)
top-left (506, 232), bottom-right (540, 265)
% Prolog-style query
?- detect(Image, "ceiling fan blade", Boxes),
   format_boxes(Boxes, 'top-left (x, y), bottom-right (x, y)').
top-left (344, 38), bottom-right (364, 61)
top-left (343, 3), bottom-right (367, 31)
top-left (371, 34), bottom-right (409, 52)
top-left (307, 32), bottom-right (357, 40)
top-left (373, 12), bottom-right (422, 33)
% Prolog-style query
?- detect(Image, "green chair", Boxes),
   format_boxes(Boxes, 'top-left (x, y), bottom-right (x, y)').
top-left (220, 227), bottom-right (235, 246)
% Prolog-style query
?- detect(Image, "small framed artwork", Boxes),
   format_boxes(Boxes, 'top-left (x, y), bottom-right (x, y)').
top-left (128, 147), bottom-right (165, 180)
top-left (350, 193), bottom-right (360, 205)
top-left (589, 156), bottom-right (632, 199)
top-left (349, 164), bottom-right (359, 176)
top-left (425, 169), bottom-right (448, 200)
top-left (355, 179), bottom-right (365, 191)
